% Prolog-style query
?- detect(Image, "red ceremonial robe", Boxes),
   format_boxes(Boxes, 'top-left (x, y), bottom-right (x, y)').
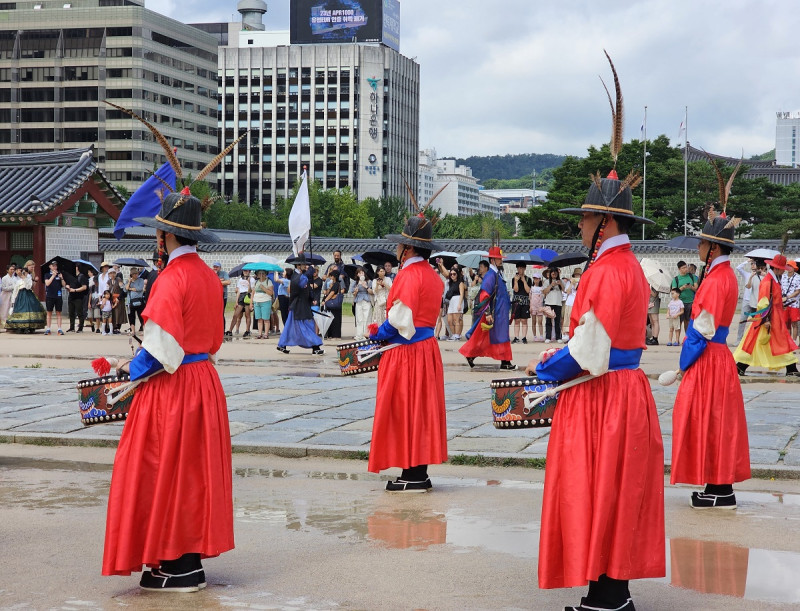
top-left (368, 259), bottom-right (448, 473)
top-left (539, 242), bottom-right (665, 589)
top-left (671, 260), bottom-right (750, 485)
top-left (103, 252), bottom-right (234, 575)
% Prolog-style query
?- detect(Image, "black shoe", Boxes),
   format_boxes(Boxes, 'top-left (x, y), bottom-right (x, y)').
top-left (787, 370), bottom-right (800, 378)
top-left (66, 328), bottom-right (75, 333)
top-left (95, 328), bottom-right (101, 334)
top-left (736, 363), bottom-right (747, 376)
top-left (511, 338), bottom-right (519, 344)
top-left (312, 348), bottom-right (324, 355)
top-left (466, 357), bottom-right (475, 369)
top-left (385, 478), bottom-right (432, 493)
top-left (522, 337), bottom-right (528, 344)
top-left (646, 337), bottom-right (658, 345)
top-left (139, 567), bottom-right (206, 592)
top-left (276, 346), bottom-right (289, 354)
top-left (690, 491), bottom-right (737, 510)
top-left (243, 331), bottom-right (250, 338)
top-left (500, 361), bottom-right (517, 371)
top-left (566, 598), bottom-right (635, 611)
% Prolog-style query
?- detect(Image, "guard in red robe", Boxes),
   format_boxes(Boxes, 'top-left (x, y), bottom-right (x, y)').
top-left (103, 188), bottom-right (233, 592)
top-left (734, 253), bottom-right (799, 376)
top-left (367, 214), bottom-right (448, 491)
top-left (529, 169), bottom-right (664, 611)
top-left (671, 214), bottom-right (751, 509)
top-left (460, 246), bottom-right (516, 370)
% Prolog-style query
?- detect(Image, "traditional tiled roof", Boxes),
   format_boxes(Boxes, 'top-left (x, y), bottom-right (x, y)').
top-left (0, 146), bottom-right (124, 216)
top-left (99, 227), bottom-right (789, 255)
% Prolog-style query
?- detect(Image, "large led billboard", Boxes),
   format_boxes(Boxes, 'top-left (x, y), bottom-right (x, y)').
top-left (290, 0), bottom-right (400, 51)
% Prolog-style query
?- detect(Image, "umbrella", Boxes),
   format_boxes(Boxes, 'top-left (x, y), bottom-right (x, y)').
top-left (72, 258), bottom-right (98, 274)
top-left (40, 256), bottom-right (76, 283)
top-left (114, 257), bottom-right (149, 267)
top-left (343, 263), bottom-right (375, 281)
top-left (430, 251), bottom-right (459, 269)
top-left (228, 263), bottom-right (246, 277)
top-left (351, 254), bottom-right (365, 263)
top-left (456, 250), bottom-right (489, 269)
top-left (665, 235), bottom-right (700, 251)
top-left (242, 262), bottom-right (284, 273)
top-left (640, 258), bottom-right (673, 293)
top-left (313, 309), bottom-right (334, 339)
top-left (361, 249), bottom-right (399, 267)
top-left (745, 248), bottom-right (780, 260)
top-left (241, 254), bottom-right (280, 264)
top-left (504, 253), bottom-right (547, 266)
top-left (286, 253), bottom-right (326, 265)
top-left (549, 252), bottom-right (588, 268)
top-left (529, 247), bottom-right (559, 262)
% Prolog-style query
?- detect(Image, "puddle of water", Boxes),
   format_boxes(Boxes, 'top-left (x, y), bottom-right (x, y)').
top-left (657, 538), bottom-right (800, 604)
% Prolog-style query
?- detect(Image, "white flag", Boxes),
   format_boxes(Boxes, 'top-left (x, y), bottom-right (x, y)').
top-left (677, 120), bottom-right (686, 141)
top-left (288, 170), bottom-right (310, 257)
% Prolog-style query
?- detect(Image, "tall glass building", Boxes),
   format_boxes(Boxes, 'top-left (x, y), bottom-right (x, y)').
top-left (0, 0), bottom-right (219, 192)
top-left (215, 1), bottom-right (419, 208)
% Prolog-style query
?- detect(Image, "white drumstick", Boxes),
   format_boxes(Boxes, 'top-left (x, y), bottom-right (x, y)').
top-left (523, 374), bottom-right (597, 411)
top-left (358, 343), bottom-right (400, 363)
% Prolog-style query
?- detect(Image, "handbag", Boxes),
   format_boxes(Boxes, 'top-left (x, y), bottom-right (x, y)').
top-left (325, 292), bottom-right (343, 309)
top-left (129, 297), bottom-right (143, 308)
top-left (243, 294), bottom-right (251, 305)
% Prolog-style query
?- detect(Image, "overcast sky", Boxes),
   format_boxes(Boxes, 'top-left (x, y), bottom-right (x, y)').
top-left (161, 0), bottom-right (798, 160)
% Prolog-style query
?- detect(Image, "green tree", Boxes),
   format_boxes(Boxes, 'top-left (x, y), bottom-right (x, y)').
top-left (364, 195), bottom-right (407, 238)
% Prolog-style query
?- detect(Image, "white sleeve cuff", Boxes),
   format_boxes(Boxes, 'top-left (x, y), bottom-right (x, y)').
top-left (694, 309), bottom-right (716, 340)
top-left (568, 307), bottom-right (611, 376)
top-left (141, 320), bottom-right (185, 374)
top-left (387, 300), bottom-right (416, 340)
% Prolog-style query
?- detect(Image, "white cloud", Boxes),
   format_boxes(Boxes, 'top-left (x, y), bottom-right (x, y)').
top-left (163, 0), bottom-right (800, 159)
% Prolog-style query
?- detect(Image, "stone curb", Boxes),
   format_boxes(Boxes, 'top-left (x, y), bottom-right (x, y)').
top-left (3, 434), bottom-right (799, 480)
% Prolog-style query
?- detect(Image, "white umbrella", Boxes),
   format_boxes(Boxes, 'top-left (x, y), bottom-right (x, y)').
top-left (456, 250), bottom-right (489, 269)
top-left (745, 248), bottom-right (780, 260)
top-left (242, 254), bottom-right (280, 264)
top-left (314, 309), bottom-right (334, 339)
top-left (640, 258), bottom-right (672, 293)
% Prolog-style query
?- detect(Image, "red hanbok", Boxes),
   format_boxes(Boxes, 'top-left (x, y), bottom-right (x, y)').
top-left (539, 242), bottom-right (665, 589)
top-left (368, 259), bottom-right (448, 473)
top-left (103, 252), bottom-right (234, 576)
top-left (671, 260), bottom-right (750, 485)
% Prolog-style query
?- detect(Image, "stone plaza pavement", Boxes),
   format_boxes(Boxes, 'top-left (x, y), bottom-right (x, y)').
top-left (1, 349), bottom-right (799, 476)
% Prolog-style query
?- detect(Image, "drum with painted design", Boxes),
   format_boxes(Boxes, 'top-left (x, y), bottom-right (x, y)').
top-left (490, 377), bottom-right (560, 428)
top-left (337, 339), bottom-right (385, 376)
top-left (77, 373), bottom-right (135, 426)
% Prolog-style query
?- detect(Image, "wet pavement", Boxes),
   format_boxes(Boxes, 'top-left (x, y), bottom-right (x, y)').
top-left (1, 446), bottom-right (799, 610)
top-left (0, 362), bottom-right (799, 477)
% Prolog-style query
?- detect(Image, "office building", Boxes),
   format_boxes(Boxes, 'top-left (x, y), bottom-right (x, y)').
top-left (776, 111), bottom-right (800, 168)
top-left (418, 148), bottom-right (500, 218)
top-left (0, 0), bottom-right (219, 193)
top-left (215, 0), bottom-right (418, 207)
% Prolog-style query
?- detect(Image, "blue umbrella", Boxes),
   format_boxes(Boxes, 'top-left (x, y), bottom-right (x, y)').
top-left (529, 247), bottom-right (558, 262)
top-left (243, 262), bottom-right (283, 273)
top-left (72, 258), bottom-right (98, 273)
top-left (114, 257), bottom-right (149, 267)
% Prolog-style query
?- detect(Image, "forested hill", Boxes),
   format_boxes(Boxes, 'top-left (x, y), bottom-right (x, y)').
top-left (452, 153), bottom-right (567, 181)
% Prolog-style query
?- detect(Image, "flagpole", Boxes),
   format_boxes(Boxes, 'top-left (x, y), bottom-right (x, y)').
top-left (683, 106), bottom-right (688, 235)
top-left (642, 105), bottom-right (647, 240)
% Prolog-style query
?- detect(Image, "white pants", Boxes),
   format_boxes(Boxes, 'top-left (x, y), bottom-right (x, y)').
top-left (354, 300), bottom-right (372, 339)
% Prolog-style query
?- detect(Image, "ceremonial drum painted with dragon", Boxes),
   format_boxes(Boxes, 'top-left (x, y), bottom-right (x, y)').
top-left (78, 374), bottom-right (135, 426)
top-left (490, 377), bottom-right (560, 428)
top-left (337, 339), bottom-right (384, 376)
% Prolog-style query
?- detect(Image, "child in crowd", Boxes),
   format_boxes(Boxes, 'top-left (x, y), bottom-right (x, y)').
top-left (529, 274), bottom-right (545, 341)
top-left (666, 288), bottom-right (684, 346)
top-left (99, 290), bottom-right (113, 336)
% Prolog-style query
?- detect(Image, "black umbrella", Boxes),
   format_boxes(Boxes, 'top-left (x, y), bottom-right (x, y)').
top-left (343, 263), bottom-right (375, 281)
top-left (430, 251), bottom-right (458, 270)
top-left (72, 258), bottom-right (98, 274)
top-left (361, 249), bottom-right (398, 267)
top-left (504, 253), bottom-right (547, 266)
top-left (114, 257), bottom-right (149, 267)
top-left (549, 252), bottom-right (588, 268)
top-left (228, 263), bottom-right (246, 278)
top-left (40, 256), bottom-right (76, 283)
top-left (286, 253), bottom-right (326, 265)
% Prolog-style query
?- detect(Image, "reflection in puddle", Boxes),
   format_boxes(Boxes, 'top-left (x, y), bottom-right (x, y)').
top-left (368, 510), bottom-right (447, 550)
top-left (666, 539), bottom-right (800, 603)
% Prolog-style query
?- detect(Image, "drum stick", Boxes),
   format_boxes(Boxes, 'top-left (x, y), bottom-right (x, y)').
top-left (358, 342), bottom-right (400, 363)
top-left (523, 374), bottom-right (597, 412)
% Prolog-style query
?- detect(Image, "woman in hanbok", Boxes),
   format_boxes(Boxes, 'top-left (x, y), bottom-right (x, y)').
top-left (5, 267), bottom-right (46, 333)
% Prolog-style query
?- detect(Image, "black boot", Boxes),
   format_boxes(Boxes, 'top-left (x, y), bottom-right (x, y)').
top-left (736, 362), bottom-right (748, 376)
top-left (140, 553), bottom-right (205, 592)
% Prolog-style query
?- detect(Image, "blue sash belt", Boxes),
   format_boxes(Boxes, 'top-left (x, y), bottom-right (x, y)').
top-left (536, 345), bottom-right (642, 382)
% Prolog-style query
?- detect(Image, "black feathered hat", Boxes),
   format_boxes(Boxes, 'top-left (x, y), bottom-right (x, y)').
top-left (135, 187), bottom-right (220, 243)
top-left (386, 214), bottom-right (443, 252)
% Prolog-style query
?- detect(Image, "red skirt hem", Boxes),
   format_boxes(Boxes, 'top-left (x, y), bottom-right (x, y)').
top-left (459, 324), bottom-right (512, 361)
top-left (368, 338), bottom-right (448, 473)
